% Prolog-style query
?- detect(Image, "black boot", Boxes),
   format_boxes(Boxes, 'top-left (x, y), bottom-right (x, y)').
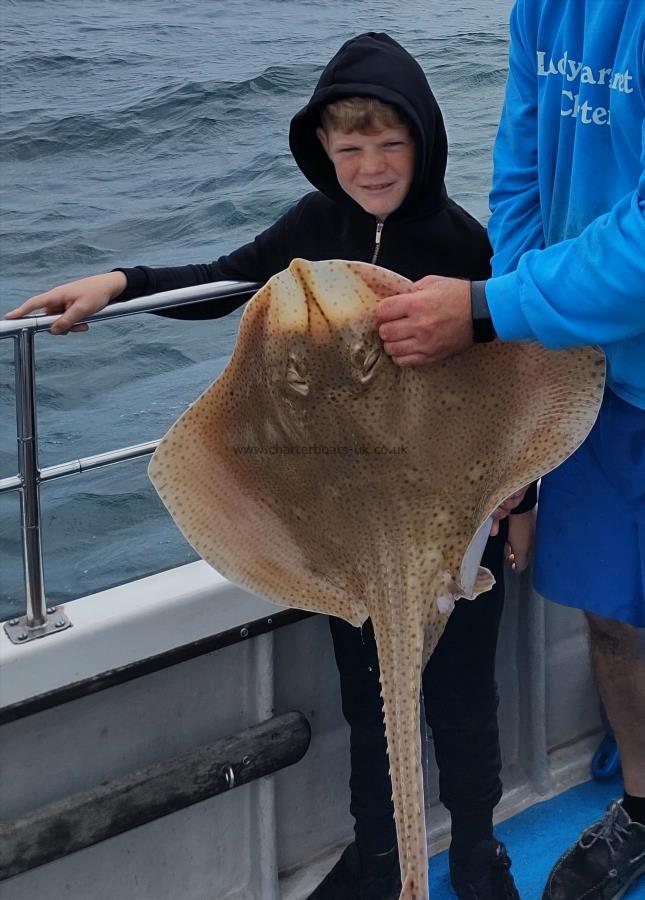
top-left (306, 843), bottom-right (401, 900)
top-left (450, 838), bottom-right (520, 900)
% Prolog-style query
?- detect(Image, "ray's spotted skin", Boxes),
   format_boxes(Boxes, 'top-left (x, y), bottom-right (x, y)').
top-left (149, 259), bottom-right (605, 900)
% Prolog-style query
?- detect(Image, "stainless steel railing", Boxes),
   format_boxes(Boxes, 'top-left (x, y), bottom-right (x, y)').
top-left (1, 280), bottom-right (260, 644)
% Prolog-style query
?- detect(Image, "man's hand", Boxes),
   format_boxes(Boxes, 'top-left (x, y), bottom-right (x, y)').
top-left (4, 271), bottom-right (127, 335)
top-left (375, 275), bottom-right (473, 366)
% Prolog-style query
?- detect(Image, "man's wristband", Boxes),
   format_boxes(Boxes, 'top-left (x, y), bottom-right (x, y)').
top-left (470, 280), bottom-right (496, 343)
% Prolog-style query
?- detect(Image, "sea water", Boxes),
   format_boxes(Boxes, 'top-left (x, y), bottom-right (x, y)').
top-left (0, 0), bottom-right (513, 618)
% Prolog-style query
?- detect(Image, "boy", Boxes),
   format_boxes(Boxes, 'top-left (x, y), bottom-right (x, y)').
top-left (6, 32), bottom-right (535, 900)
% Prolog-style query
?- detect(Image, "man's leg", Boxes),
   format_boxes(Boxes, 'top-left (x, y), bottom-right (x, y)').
top-left (542, 614), bottom-right (645, 900)
top-left (537, 390), bottom-right (645, 899)
top-left (588, 613), bottom-right (645, 805)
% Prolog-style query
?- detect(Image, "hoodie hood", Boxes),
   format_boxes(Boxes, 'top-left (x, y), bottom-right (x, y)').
top-left (289, 32), bottom-right (448, 219)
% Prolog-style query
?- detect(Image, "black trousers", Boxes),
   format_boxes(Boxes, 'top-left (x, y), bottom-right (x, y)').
top-left (328, 530), bottom-right (506, 857)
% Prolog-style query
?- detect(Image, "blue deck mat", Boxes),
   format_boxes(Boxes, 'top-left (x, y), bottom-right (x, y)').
top-left (428, 774), bottom-right (645, 899)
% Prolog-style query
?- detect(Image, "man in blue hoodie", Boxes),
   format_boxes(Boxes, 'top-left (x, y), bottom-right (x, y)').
top-left (376, 2), bottom-right (645, 899)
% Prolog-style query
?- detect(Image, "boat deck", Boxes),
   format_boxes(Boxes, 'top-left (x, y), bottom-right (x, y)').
top-left (429, 774), bottom-right (644, 899)
top-left (283, 773), bottom-right (645, 900)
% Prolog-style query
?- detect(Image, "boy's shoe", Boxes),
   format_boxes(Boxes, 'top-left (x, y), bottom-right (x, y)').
top-left (542, 800), bottom-right (645, 900)
top-left (306, 842), bottom-right (401, 900)
top-left (449, 839), bottom-right (520, 899)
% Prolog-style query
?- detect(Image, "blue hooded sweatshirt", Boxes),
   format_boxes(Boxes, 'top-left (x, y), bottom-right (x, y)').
top-left (486, 0), bottom-right (645, 410)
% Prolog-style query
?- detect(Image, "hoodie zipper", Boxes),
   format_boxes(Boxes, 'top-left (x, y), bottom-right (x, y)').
top-left (371, 220), bottom-right (384, 264)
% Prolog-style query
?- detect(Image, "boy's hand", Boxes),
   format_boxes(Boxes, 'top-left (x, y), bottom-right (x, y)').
top-left (505, 508), bottom-right (537, 573)
top-left (4, 271), bottom-right (128, 335)
top-left (489, 487), bottom-right (528, 537)
top-left (375, 275), bottom-right (473, 366)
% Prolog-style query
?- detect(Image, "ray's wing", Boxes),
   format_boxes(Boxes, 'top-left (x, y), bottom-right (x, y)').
top-left (148, 351), bottom-right (370, 626)
top-left (415, 339), bottom-right (605, 598)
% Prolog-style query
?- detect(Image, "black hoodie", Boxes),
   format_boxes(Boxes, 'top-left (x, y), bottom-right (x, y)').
top-left (116, 32), bottom-right (492, 318)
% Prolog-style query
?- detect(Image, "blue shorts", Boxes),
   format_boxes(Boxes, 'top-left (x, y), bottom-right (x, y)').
top-left (533, 389), bottom-right (645, 628)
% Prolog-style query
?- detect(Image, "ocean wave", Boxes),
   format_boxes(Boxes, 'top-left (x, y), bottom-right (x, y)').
top-left (118, 65), bottom-right (317, 122)
top-left (1, 51), bottom-right (145, 83)
top-left (7, 239), bottom-right (115, 270)
top-left (0, 64), bottom-right (316, 161)
top-left (1, 118), bottom-right (146, 161)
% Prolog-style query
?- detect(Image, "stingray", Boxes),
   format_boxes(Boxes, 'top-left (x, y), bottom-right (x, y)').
top-left (148, 259), bottom-right (605, 900)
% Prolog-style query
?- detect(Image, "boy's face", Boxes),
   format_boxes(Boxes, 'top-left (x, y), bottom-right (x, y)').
top-left (316, 123), bottom-right (415, 220)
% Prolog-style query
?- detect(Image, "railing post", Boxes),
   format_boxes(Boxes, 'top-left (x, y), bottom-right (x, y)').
top-left (3, 331), bottom-right (71, 643)
top-left (0, 280), bottom-right (259, 641)
top-left (15, 329), bottom-right (46, 627)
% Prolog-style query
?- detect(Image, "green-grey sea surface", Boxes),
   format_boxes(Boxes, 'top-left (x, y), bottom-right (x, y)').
top-left (0, 0), bottom-right (513, 618)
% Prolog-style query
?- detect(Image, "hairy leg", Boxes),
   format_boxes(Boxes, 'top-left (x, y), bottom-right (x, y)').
top-left (587, 611), bottom-right (645, 797)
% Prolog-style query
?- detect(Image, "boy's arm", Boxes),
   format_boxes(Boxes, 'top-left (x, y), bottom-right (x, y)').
top-left (4, 201), bottom-right (302, 332)
top-left (115, 203), bottom-right (300, 320)
top-left (487, 0), bottom-right (545, 277)
top-left (504, 480), bottom-right (537, 573)
top-left (506, 507), bottom-right (536, 573)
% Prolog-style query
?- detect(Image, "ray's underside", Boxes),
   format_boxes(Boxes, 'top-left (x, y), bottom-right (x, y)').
top-left (149, 259), bottom-right (605, 900)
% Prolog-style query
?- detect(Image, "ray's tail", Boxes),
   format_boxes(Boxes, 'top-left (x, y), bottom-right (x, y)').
top-left (370, 584), bottom-right (431, 900)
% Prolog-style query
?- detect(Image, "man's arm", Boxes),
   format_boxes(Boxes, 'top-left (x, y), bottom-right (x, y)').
top-left (488, 1), bottom-right (645, 346)
top-left (376, 0), bottom-right (545, 364)
top-left (378, 124), bottom-right (645, 363)
top-left (487, 118), bottom-right (645, 348)
top-left (487, 0), bottom-right (545, 277)
top-left (379, 0), bottom-right (644, 363)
